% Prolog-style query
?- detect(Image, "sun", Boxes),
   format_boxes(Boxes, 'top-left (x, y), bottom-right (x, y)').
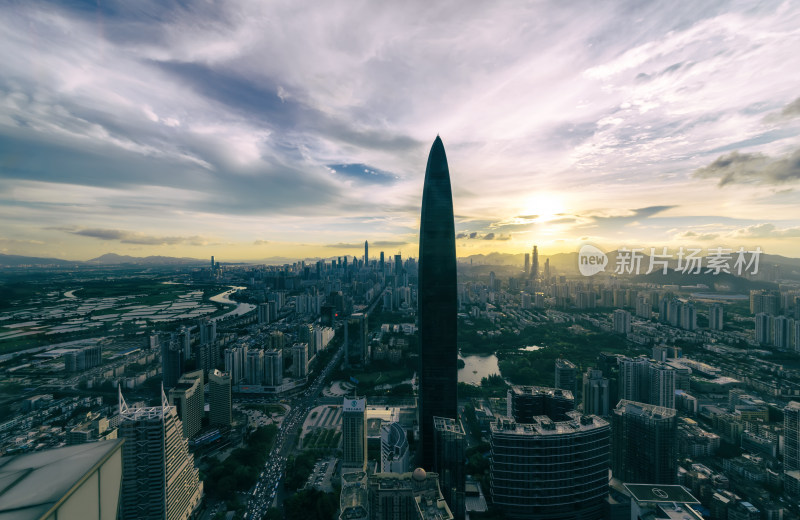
top-left (522, 194), bottom-right (566, 222)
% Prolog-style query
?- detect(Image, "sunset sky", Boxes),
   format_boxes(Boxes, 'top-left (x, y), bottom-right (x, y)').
top-left (2, 1), bottom-right (800, 262)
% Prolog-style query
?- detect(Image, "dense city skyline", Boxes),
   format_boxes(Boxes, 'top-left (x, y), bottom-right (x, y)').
top-left (1, 1), bottom-right (800, 262)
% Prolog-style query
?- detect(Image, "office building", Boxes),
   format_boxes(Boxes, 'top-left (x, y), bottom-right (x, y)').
top-left (168, 370), bottom-right (204, 439)
top-left (418, 136), bottom-right (458, 469)
top-left (433, 417), bottom-right (465, 520)
top-left (554, 358), bottom-right (577, 397)
top-left (292, 343), bottom-right (309, 379)
top-left (161, 335), bottom-right (184, 390)
top-left (0, 439), bottom-right (124, 520)
top-left (531, 245), bottom-right (539, 280)
top-left (209, 369), bottom-right (232, 427)
top-left (365, 240), bottom-right (369, 264)
top-left (345, 313), bottom-right (370, 368)
top-left (612, 400), bottom-right (677, 485)
top-left (786, 401), bottom-right (800, 471)
top-left (623, 484), bottom-right (703, 520)
top-left (118, 388), bottom-right (203, 520)
top-left (583, 368), bottom-right (610, 416)
top-left (343, 397), bottom-right (367, 471)
top-left (490, 412), bottom-right (610, 519)
top-left (381, 422), bottom-right (410, 474)
top-left (524, 253), bottom-right (530, 276)
top-left (64, 344), bottom-right (103, 372)
top-left (507, 385), bottom-right (574, 423)
top-left (366, 469), bottom-right (453, 520)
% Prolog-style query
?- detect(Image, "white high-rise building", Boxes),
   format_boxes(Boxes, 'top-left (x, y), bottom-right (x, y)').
top-left (613, 309), bottom-right (632, 334)
top-left (380, 421), bottom-right (410, 473)
top-left (118, 388), bottom-right (203, 520)
top-left (709, 304), bottom-right (724, 331)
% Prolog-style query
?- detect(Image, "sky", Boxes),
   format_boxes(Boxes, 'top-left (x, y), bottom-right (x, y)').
top-left (1, 0), bottom-right (800, 262)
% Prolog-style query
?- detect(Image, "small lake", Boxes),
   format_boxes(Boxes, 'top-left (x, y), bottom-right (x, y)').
top-left (458, 353), bottom-right (500, 385)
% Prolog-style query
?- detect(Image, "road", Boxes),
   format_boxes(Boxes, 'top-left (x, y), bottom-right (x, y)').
top-left (244, 346), bottom-right (343, 520)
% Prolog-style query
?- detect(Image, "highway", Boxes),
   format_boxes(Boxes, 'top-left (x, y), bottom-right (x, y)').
top-left (244, 346), bottom-right (343, 520)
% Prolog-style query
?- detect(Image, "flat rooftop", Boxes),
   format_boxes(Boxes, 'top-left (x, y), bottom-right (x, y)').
top-left (0, 439), bottom-right (124, 520)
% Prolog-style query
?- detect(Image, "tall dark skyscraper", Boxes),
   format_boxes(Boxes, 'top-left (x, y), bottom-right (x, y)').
top-left (418, 136), bottom-right (458, 468)
top-left (364, 240), bottom-right (369, 265)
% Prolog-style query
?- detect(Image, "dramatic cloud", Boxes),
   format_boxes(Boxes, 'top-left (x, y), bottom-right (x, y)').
top-left (731, 223), bottom-right (800, 238)
top-left (693, 149), bottom-right (800, 186)
top-left (674, 230), bottom-right (719, 241)
top-left (1, 1), bottom-right (799, 259)
top-left (324, 240), bottom-right (409, 249)
top-left (67, 228), bottom-right (211, 246)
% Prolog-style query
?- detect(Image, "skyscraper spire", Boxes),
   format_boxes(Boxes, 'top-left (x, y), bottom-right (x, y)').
top-left (418, 136), bottom-right (458, 469)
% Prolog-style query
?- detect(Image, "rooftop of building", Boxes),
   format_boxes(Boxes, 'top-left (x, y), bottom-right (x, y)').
top-left (0, 439), bottom-right (124, 520)
top-left (555, 358), bottom-right (576, 369)
top-left (490, 411), bottom-right (608, 436)
top-left (509, 385), bottom-right (574, 401)
top-left (432, 416), bottom-right (464, 434)
top-left (615, 400), bottom-right (676, 419)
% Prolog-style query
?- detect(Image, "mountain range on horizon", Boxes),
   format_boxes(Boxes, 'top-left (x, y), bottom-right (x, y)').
top-left (2, 250), bottom-right (799, 276)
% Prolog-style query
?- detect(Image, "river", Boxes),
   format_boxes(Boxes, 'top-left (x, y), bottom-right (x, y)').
top-left (210, 286), bottom-right (256, 320)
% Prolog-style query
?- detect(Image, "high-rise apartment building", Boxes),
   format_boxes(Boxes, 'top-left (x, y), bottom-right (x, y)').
top-left (246, 349), bottom-right (265, 385)
top-left (554, 358), bottom-right (577, 397)
top-left (418, 136), bottom-right (458, 468)
top-left (433, 417), bottom-right (465, 520)
top-left (168, 370), bottom-right (204, 439)
top-left (342, 397), bottom-right (367, 471)
top-left (648, 362), bottom-right (676, 409)
top-left (583, 368), bottom-right (610, 416)
top-left (613, 309), bottom-right (632, 334)
top-left (264, 349), bottom-right (283, 386)
top-left (612, 400), bottom-right (677, 485)
top-left (709, 303), bottom-right (724, 331)
top-left (785, 401), bottom-right (800, 471)
top-left (209, 369), bottom-right (231, 427)
top-left (118, 388), bottom-right (203, 520)
top-left (292, 343), bottom-right (308, 379)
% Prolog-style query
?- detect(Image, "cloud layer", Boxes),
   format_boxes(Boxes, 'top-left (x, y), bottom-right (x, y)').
top-left (1, 1), bottom-right (800, 259)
